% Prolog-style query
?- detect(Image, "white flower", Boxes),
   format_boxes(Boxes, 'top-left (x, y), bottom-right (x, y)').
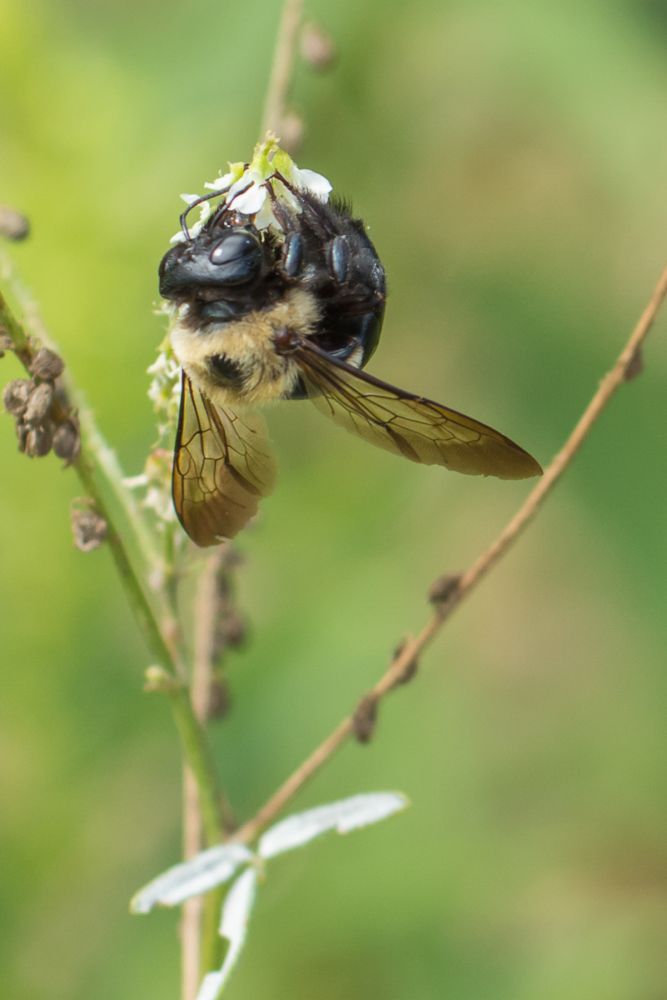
top-left (169, 135), bottom-right (334, 241)
top-left (147, 348), bottom-right (181, 434)
top-left (226, 170), bottom-right (268, 215)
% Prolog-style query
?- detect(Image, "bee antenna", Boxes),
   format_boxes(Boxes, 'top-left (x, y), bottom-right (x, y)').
top-left (178, 186), bottom-right (232, 240)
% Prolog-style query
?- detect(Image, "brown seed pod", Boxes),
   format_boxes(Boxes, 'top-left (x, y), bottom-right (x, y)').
top-left (205, 677), bottom-right (232, 721)
top-left (30, 347), bottom-right (65, 381)
top-left (353, 694), bottom-right (379, 743)
top-left (71, 502), bottom-right (107, 552)
top-left (0, 205), bottom-right (30, 241)
top-left (52, 421), bottom-right (80, 464)
top-left (279, 111), bottom-right (304, 155)
top-left (24, 382), bottom-right (55, 424)
top-left (300, 22), bottom-right (337, 71)
top-left (216, 611), bottom-right (247, 653)
top-left (428, 573), bottom-right (462, 609)
top-left (3, 379), bottom-right (33, 417)
top-left (25, 422), bottom-right (54, 458)
top-left (15, 419), bottom-right (28, 453)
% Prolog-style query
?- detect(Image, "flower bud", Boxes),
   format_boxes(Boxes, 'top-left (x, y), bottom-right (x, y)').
top-left (52, 421), bottom-right (80, 464)
top-left (30, 347), bottom-right (65, 381)
top-left (25, 422), bottom-right (53, 457)
top-left (3, 378), bottom-right (33, 417)
top-left (24, 382), bottom-right (54, 424)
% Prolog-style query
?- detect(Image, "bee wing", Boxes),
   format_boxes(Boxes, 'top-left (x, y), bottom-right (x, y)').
top-left (293, 340), bottom-right (541, 480)
top-left (173, 373), bottom-right (277, 546)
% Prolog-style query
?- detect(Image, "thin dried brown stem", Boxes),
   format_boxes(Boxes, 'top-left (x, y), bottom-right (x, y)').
top-left (181, 548), bottom-right (228, 1000)
top-left (181, 767), bottom-right (203, 1000)
top-left (181, 546), bottom-right (243, 996)
top-left (233, 262), bottom-right (667, 845)
top-left (261, 0), bottom-right (304, 137)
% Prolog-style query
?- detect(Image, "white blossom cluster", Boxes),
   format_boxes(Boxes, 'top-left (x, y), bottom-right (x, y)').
top-left (123, 340), bottom-right (181, 528)
top-left (146, 340), bottom-right (181, 436)
top-left (170, 133), bottom-right (332, 243)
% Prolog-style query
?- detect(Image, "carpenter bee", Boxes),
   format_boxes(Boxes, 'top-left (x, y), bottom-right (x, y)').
top-left (158, 170), bottom-right (541, 547)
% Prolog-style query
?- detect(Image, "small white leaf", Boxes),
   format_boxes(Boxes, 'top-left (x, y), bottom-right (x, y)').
top-left (258, 792), bottom-right (409, 859)
top-left (195, 867), bottom-right (258, 1000)
top-left (130, 844), bottom-right (253, 914)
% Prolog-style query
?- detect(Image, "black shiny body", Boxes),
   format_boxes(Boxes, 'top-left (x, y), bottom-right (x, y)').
top-left (158, 189), bottom-right (386, 397)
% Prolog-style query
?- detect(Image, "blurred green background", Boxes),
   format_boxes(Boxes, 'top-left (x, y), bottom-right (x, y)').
top-left (1, 0), bottom-right (666, 997)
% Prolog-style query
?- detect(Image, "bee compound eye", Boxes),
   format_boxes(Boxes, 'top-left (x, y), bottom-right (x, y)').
top-left (209, 231), bottom-right (263, 284)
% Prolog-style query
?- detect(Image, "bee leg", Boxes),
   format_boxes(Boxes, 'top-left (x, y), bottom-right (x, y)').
top-left (263, 183), bottom-right (306, 279)
top-left (265, 181), bottom-right (296, 233)
top-left (281, 231), bottom-right (304, 277)
top-left (327, 235), bottom-right (349, 284)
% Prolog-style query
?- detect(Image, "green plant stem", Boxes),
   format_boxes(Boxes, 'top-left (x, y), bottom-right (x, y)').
top-left (0, 287), bottom-right (30, 358)
top-left (74, 451), bottom-right (179, 669)
top-left (77, 402), bottom-right (162, 581)
top-left (200, 887), bottom-right (226, 981)
top-left (151, 673), bottom-right (226, 845)
top-left (0, 282), bottom-right (227, 849)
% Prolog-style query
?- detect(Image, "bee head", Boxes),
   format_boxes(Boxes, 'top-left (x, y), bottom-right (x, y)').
top-left (159, 224), bottom-right (269, 302)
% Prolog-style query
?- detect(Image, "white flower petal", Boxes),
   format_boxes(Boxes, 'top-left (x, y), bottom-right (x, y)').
top-left (226, 173), bottom-right (254, 199)
top-left (253, 198), bottom-right (278, 231)
top-left (195, 868), bottom-right (258, 1000)
top-left (292, 167), bottom-right (332, 201)
top-left (258, 792), bottom-right (409, 859)
top-left (180, 192), bottom-right (201, 205)
top-left (229, 183), bottom-right (266, 216)
top-left (204, 170), bottom-right (235, 192)
top-left (130, 844), bottom-right (254, 914)
top-left (122, 474), bottom-right (149, 490)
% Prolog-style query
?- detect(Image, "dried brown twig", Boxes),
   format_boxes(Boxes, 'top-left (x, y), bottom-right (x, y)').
top-left (261, 0), bottom-right (304, 138)
top-left (182, 547), bottom-right (243, 999)
top-left (232, 262), bottom-right (667, 845)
